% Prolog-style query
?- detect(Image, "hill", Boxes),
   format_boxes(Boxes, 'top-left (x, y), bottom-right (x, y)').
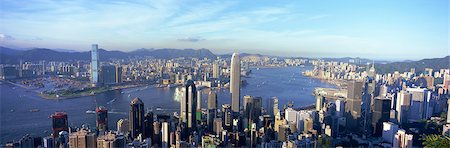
top-left (0, 47), bottom-right (217, 64)
top-left (375, 56), bottom-right (450, 74)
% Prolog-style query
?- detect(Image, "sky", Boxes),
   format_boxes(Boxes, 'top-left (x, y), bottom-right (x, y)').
top-left (0, 0), bottom-right (448, 60)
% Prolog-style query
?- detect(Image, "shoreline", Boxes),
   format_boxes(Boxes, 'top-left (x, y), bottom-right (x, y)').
top-left (4, 80), bottom-right (150, 100)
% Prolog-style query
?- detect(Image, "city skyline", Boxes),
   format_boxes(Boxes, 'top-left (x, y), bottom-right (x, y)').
top-left (0, 0), bottom-right (448, 60)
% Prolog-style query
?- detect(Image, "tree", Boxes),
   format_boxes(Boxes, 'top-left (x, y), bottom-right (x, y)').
top-left (422, 134), bottom-right (450, 148)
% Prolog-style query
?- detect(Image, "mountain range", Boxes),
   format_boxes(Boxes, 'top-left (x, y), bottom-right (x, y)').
top-left (1, 46), bottom-right (448, 74)
top-left (0, 46), bottom-right (216, 64)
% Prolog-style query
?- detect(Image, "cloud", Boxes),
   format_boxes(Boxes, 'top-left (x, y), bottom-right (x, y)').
top-left (0, 34), bottom-right (15, 40)
top-left (306, 14), bottom-right (330, 20)
top-left (177, 36), bottom-right (205, 42)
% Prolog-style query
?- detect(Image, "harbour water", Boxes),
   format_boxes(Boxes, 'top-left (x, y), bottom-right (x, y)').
top-left (0, 66), bottom-right (335, 143)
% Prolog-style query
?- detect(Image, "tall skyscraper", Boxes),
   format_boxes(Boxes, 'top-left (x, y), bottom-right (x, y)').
top-left (230, 53), bottom-right (241, 113)
top-left (161, 122), bottom-right (170, 148)
top-left (345, 80), bottom-right (363, 132)
top-left (207, 91), bottom-right (218, 131)
top-left (212, 61), bottom-right (220, 78)
top-left (50, 112), bottom-right (68, 138)
top-left (143, 111), bottom-right (154, 139)
top-left (115, 65), bottom-right (122, 83)
top-left (117, 119), bottom-right (129, 134)
top-left (396, 91), bottom-right (411, 124)
top-left (129, 97), bottom-right (145, 139)
top-left (372, 97), bottom-right (391, 136)
top-left (100, 65), bottom-right (116, 84)
top-left (315, 95), bottom-right (325, 111)
top-left (96, 106), bottom-right (108, 132)
top-left (91, 44), bottom-right (99, 85)
top-left (268, 97), bottom-right (280, 118)
top-left (181, 80), bottom-right (197, 136)
top-left (222, 104), bottom-right (232, 131)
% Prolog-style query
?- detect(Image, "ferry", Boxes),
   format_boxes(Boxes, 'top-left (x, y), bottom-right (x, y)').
top-left (30, 109), bottom-right (40, 112)
top-left (86, 110), bottom-right (96, 114)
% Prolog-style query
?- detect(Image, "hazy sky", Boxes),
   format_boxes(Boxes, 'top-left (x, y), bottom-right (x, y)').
top-left (0, 0), bottom-right (448, 60)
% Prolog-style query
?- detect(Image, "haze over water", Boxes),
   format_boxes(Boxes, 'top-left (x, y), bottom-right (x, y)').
top-left (0, 66), bottom-right (335, 143)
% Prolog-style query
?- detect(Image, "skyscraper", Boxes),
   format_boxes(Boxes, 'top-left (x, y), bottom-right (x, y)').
top-left (91, 44), bottom-right (99, 85)
top-left (181, 80), bottom-right (197, 136)
top-left (161, 122), bottom-right (170, 148)
top-left (268, 97), bottom-right (280, 118)
top-left (212, 61), bottom-right (220, 78)
top-left (396, 91), bottom-right (411, 124)
top-left (129, 97), bottom-right (145, 139)
top-left (100, 65), bottom-right (116, 84)
top-left (230, 53), bottom-right (241, 113)
top-left (207, 91), bottom-right (218, 131)
top-left (316, 95), bottom-right (325, 111)
top-left (96, 106), bottom-right (108, 132)
top-left (117, 119), bottom-right (129, 134)
top-left (371, 97), bottom-right (391, 136)
top-left (222, 104), bottom-right (232, 131)
top-left (51, 112), bottom-right (69, 138)
top-left (115, 65), bottom-right (122, 83)
top-left (143, 111), bottom-right (154, 139)
top-left (345, 80), bottom-right (363, 132)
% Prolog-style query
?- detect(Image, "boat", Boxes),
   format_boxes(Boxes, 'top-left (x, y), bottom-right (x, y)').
top-left (156, 107), bottom-right (163, 111)
top-left (30, 109), bottom-right (40, 112)
top-left (86, 110), bottom-right (96, 114)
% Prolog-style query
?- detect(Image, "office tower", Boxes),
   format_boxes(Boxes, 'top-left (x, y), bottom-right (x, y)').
top-left (129, 97), bottom-right (145, 139)
top-left (91, 44), bottom-right (99, 85)
top-left (285, 108), bottom-right (298, 123)
top-left (115, 65), bottom-right (122, 83)
top-left (447, 99), bottom-right (450, 123)
top-left (372, 97), bottom-right (391, 136)
top-left (197, 90), bottom-right (202, 122)
top-left (143, 111), bottom-right (154, 139)
top-left (222, 104), bottom-right (233, 131)
top-left (406, 88), bottom-right (431, 122)
top-left (252, 97), bottom-right (262, 123)
top-left (153, 121), bottom-right (162, 147)
top-left (161, 122), bottom-right (169, 148)
top-left (268, 97), bottom-right (280, 118)
top-left (243, 95), bottom-right (253, 129)
top-left (396, 91), bottom-right (411, 124)
top-left (230, 53), bottom-right (241, 113)
top-left (96, 106), bottom-right (108, 132)
top-left (117, 119), bottom-right (129, 134)
top-left (97, 132), bottom-right (125, 148)
top-left (335, 99), bottom-right (344, 117)
top-left (443, 99), bottom-right (450, 136)
top-left (382, 122), bottom-right (399, 144)
top-left (50, 112), bottom-right (68, 138)
top-left (101, 65), bottom-right (116, 84)
top-left (345, 81), bottom-right (363, 132)
top-left (213, 118), bottom-right (223, 135)
top-left (43, 136), bottom-right (54, 148)
top-left (212, 61), bottom-right (220, 78)
top-left (393, 129), bottom-right (413, 148)
top-left (181, 80), bottom-right (197, 135)
top-left (69, 128), bottom-right (97, 148)
top-left (316, 95), bottom-right (325, 111)
top-left (207, 91), bottom-right (218, 131)
top-left (304, 117), bottom-right (313, 133)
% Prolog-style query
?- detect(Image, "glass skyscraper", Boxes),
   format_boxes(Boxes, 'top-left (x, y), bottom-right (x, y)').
top-left (91, 44), bottom-right (99, 85)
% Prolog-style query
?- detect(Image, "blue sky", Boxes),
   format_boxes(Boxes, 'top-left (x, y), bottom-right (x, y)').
top-left (0, 0), bottom-right (448, 60)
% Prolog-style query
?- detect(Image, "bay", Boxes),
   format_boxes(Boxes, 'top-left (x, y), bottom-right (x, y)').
top-left (0, 66), bottom-right (335, 143)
